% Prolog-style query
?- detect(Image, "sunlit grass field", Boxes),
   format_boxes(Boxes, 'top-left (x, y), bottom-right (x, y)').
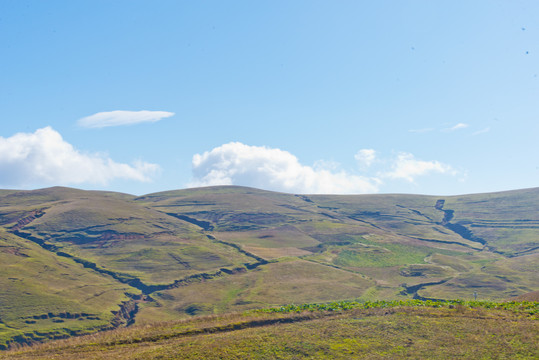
top-left (2, 300), bottom-right (537, 359)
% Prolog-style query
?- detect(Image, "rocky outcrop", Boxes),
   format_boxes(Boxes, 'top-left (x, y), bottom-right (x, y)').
top-left (111, 299), bottom-right (138, 327)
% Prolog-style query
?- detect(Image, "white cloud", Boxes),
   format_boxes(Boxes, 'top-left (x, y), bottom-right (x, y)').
top-left (78, 110), bottom-right (174, 128)
top-left (411, 124), bottom-right (472, 133)
top-left (0, 127), bottom-right (160, 187)
top-left (313, 159), bottom-right (340, 171)
top-left (444, 123), bottom-right (469, 132)
top-left (383, 152), bottom-right (456, 182)
top-left (408, 128), bottom-right (435, 133)
top-left (354, 149), bottom-right (376, 167)
top-left (189, 142), bottom-right (379, 194)
top-left (472, 127), bottom-right (491, 135)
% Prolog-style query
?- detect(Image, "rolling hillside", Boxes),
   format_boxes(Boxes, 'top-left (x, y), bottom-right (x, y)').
top-left (0, 186), bottom-right (538, 349)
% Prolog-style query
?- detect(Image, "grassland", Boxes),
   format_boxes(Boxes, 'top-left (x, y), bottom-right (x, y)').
top-left (0, 228), bottom-right (134, 349)
top-left (2, 300), bottom-right (537, 359)
top-left (0, 185), bottom-right (538, 350)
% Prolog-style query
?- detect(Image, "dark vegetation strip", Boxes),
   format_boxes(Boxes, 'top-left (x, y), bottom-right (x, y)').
top-left (295, 195), bottom-right (314, 203)
top-left (102, 314), bottom-right (316, 347)
top-left (153, 267), bottom-right (247, 291)
top-left (139, 203), bottom-right (217, 207)
top-left (504, 246), bottom-right (539, 258)
top-left (205, 234), bottom-right (268, 265)
top-left (435, 201), bottom-right (487, 246)
top-left (471, 219), bottom-right (539, 224)
top-left (400, 279), bottom-right (451, 300)
top-left (443, 222), bottom-right (487, 245)
top-left (304, 259), bottom-right (356, 272)
top-left (408, 236), bottom-right (478, 249)
top-left (353, 212), bottom-right (434, 224)
top-left (346, 216), bottom-right (385, 230)
top-left (165, 213), bottom-right (214, 231)
top-left (395, 205), bottom-right (435, 221)
top-left (471, 224), bottom-right (539, 229)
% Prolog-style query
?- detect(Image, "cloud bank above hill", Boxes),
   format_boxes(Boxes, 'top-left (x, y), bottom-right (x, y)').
top-left (189, 142), bottom-right (380, 194)
top-left (78, 110), bottom-right (174, 128)
top-left (189, 143), bottom-right (458, 194)
top-left (0, 127), bottom-right (160, 187)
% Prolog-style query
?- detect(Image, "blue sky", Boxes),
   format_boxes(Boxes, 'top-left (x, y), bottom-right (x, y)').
top-left (1, 1), bottom-right (538, 195)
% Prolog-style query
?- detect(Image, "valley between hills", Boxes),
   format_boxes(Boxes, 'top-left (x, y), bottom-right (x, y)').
top-left (0, 185), bottom-right (538, 352)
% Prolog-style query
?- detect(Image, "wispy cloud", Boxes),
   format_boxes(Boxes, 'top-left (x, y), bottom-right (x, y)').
top-left (472, 127), bottom-right (491, 135)
top-left (410, 123), bottom-right (473, 133)
top-left (78, 110), bottom-right (174, 128)
top-left (443, 123), bottom-right (469, 132)
top-left (408, 128), bottom-right (435, 133)
top-left (0, 127), bottom-right (160, 187)
top-left (382, 152), bottom-right (456, 182)
top-left (189, 142), bottom-right (380, 194)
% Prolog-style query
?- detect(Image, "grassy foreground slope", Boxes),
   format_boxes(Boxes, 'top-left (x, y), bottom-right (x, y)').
top-left (0, 186), bottom-right (538, 348)
top-left (2, 300), bottom-right (538, 359)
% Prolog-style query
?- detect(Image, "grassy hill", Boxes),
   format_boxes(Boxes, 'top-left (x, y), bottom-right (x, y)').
top-left (0, 185), bottom-right (538, 350)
